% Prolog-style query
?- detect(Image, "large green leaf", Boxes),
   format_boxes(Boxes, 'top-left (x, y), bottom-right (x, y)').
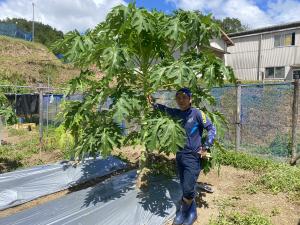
top-left (131, 8), bottom-right (154, 34)
top-left (143, 116), bottom-right (186, 154)
top-left (112, 94), bottom-right (143, 123)
top-left (150, 61), bottom-right (196, 89)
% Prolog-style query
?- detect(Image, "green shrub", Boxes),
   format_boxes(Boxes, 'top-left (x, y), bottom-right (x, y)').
top-left (209, 210), bottom-right (273, 225)
top-left (268, 134), bottom-right (291, 157)
top-left (259, 164), bottom-right (300, 194)
top-left (217, 150), bottom-right (275, 172)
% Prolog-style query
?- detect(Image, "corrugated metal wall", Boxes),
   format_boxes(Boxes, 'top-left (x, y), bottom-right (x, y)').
top-left (226, 28), bottom-right (300, 80)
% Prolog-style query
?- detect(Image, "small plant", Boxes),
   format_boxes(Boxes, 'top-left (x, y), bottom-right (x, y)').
top-left (244, 183), bottom-right (260, 195)
top-left (0, 91), bottom-right (17, 125)
top-left (55, 125), bottom-right (75, 159)
top-left (270, 207), bottom-right (280, 217)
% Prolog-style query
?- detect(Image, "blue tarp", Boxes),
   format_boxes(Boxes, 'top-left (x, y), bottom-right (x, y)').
top-left (0, 156), bottom-right (127, 210)
top-left (0, 170), bottom-right (181, 225)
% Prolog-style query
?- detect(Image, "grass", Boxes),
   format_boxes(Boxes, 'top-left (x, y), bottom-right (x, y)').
top-left (0, 35), bottom-right (79, 87)
top-left (217, 150), bottom-right (300, 202)
top-left (210, 197), bottom-right (275, 225)
top-left (209, 209), bottom-right (273, 225)
top-left (0, 127), bottom-right (64, 172)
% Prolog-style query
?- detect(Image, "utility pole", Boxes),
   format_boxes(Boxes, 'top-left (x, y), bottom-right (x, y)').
top-left (32, 2), bottom-right (35, 42)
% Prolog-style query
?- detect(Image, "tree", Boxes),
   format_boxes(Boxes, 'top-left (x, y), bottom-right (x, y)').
top-left (53, 3), bottom-right (236, 175)
top-left (217, 17), bottom-right (248, 34)
top-left (0, 18), bottom-right (63, 48)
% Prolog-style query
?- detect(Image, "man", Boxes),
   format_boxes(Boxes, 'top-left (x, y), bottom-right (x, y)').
top-left (148, 87), bottom-right (216, 225)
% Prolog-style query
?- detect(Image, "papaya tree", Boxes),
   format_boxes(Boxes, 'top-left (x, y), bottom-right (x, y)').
top-left (53, 3), bottom-right (236, 174)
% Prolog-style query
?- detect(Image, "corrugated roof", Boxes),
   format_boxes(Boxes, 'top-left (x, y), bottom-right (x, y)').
top-left (229, 21), bottom-right (300, 38)
top-left (221, 30), bottom-right (234, 46)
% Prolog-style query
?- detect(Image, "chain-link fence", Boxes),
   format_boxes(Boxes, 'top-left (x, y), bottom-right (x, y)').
top-left (240, 84), bottom-right (294, 160)
top-left (1, 83), bottom-right (300, 164)
top-left (154, 83), bottom-right (299, 163)
top-left (0, 23), bottom-right (32, 41)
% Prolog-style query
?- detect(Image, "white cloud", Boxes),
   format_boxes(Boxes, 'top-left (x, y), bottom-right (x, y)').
top-left (0, 0), bottom-right (126, 32)
top-left (167, 0), bottom-right (300, 29)
top-left (267, 0), bottom-right (300, 24)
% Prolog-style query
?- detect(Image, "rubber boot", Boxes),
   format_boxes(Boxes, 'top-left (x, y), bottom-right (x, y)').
top-left (183, 200), bottom-right (197, 225)
top-left (173, 200), bottom-right (190, 225)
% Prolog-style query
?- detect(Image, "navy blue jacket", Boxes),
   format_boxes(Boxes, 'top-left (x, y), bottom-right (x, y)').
top-left (153, 104), bottom-right (216, 153)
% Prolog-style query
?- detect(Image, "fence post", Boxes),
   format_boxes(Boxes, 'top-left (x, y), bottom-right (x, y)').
top-left (38, 86), bottom-right (43, 153)
top-left (236, 81), bottom-right (241, 151)
top-left (291, 78), bottom-right (299, 165)
top-left (0, 116), bottom-right (2, 146)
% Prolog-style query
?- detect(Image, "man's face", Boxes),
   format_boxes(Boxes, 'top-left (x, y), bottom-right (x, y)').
top-left (175, 92), bottom-right (191, 111)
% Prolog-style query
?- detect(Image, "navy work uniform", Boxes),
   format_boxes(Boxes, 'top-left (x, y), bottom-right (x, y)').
top-left (153, 89), bottom-right (216, 225)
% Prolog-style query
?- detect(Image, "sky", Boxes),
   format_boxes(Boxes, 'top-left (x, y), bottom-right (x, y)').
top-left (0, 0), bottom-right (299, 33)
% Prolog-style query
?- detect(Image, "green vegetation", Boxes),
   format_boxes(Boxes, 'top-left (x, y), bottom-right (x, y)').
top-left (0, 18), bottom-right (63, 48)
top-left (215, 17), bottom-right (248, 34)
top-left (0, 127), bottom-right (63, 173)
top-left (218, 150), bottom-right (300, 201)
top-left (0, 91), bottom-right (17, 125)
top-left (209, 209), bottom-right (273, 225)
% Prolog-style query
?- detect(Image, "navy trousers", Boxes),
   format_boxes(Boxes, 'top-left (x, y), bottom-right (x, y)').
top-left (176, 152), bottom-right (201, 200)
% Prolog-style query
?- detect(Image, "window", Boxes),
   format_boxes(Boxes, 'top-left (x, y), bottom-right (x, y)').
top-left (274, 32), bottom-right (295, 47)
top-left (274, 35), bottom-right (281, 47)
top-left (265, 67), bottom-right (285, 79)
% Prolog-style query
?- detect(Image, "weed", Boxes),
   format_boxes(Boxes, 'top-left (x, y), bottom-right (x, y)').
top-left (8, 128), bottom-right (28, 136)
top-left (217, 150), bottom-right (275, 172)
top-left (244, 183), bottom-right (260, 194)
top-left (270, 207), bottom-right (280, 216)
top-left (209, 209), bottom-right (273, 225)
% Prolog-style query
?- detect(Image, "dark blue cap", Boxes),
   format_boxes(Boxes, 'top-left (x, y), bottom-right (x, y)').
top-left (176, 87), bottom-right (192, 97)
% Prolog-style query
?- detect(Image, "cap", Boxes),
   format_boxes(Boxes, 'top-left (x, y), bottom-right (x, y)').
top-left (176, 87), bottom-right (192, 97)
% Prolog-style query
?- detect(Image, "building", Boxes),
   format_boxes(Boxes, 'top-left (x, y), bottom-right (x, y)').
top-left (209, 31), bottom-right (234, 60)
top-left (172, 30), bottom-right (234, 61)
top-left (225, 21), bottom-right (300, 80)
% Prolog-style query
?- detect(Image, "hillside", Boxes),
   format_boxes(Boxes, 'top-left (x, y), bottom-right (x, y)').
top-left (0, 35), bottom-right (80, 87)
top-left (0, 18), bottom-right (64, 48)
